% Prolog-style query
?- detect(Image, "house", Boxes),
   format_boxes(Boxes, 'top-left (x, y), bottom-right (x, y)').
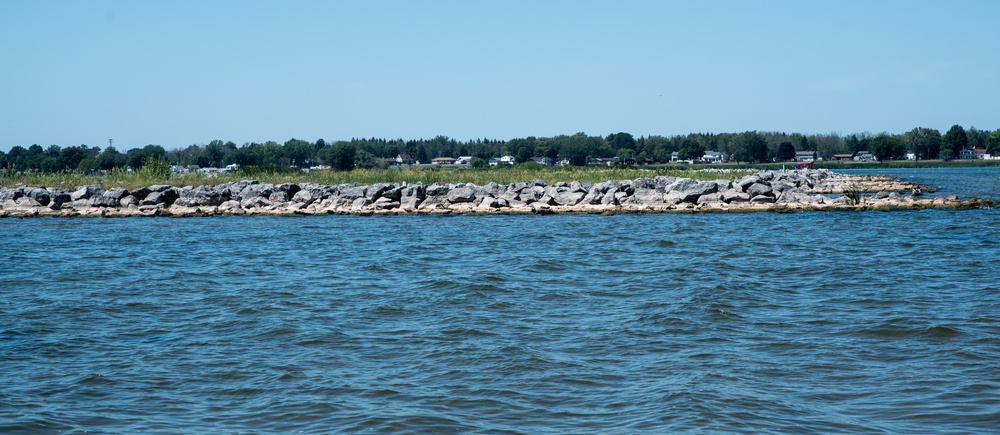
top-left (700, 151), bottom-right (724, 163)
top-left (670, 152), bottom-right (694, 164)
top-left (795, 151), bottom-right (818, 162)
top-left (488, 158), bottom-right (501, 167)
top-left (590, 157), bottom-right (617, 166)
top-left (831, 154), bottom-right (854, 161)
top-left (395, 154), bottom-right (414, 165)
top-left (531, 156), bottom-right (553, 166)
top-left (854, 151), bottom-right (876, 162)
top-left (455, 156), bottom-right (473, 165)
top-left (499, 155), bottom-right (516, 165)
top-left (961, 147), bottom-right (987, 160)
top-left (431, 157), bottom-right (457, 165)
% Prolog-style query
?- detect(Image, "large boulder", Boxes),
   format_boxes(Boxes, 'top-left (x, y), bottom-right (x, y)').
top-left (447, 186), bottom-right (478, 203)
top-left (71, 185), bottom-right (104, 201)
top-left (746, 183), bottom-right (773, 198)
top-left (672, 180), bottom-right (720, 203)
top-left (0, 187), bottom-right (24, 202)
top-left (25, 187), bottom-right (51, 206)
top-left (46, 187), bottom-right (72, 209)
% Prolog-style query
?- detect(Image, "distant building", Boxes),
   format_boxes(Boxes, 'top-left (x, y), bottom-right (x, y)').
top-left (961, 147), bottom-right (987, 160)
top-left (499, 155), bottom-right (516, 165)
top-left (395, 154), bottom-right (414, 165)
top-left (795, 151), bottom-right (818, 162)
top-left (530, 156), bottom-right (553, 166)
top-left (831, 154), bottom-right (854, 161)
top-left (455, 156), bottom-right (473, 165)
top-left (431, 157), bottom-right (457, 165)
top-left (854, 151), bottom-right (876, 162)
top-left (700, 151), bottom-right (724, 163)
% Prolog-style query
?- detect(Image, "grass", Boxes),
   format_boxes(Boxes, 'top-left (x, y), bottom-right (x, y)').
top-left (1, 166), bottom-right (756, 190)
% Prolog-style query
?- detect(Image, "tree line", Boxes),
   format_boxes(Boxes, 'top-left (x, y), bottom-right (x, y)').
top-left (3, 125), bottom-right (999, 173)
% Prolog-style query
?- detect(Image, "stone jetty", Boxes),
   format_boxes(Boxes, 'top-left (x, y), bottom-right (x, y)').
top-left (0, 169), bottom-right (990, 218)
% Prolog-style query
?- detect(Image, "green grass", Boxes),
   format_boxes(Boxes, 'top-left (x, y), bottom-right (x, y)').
top-left (1, 166), bottom-right (756, 190)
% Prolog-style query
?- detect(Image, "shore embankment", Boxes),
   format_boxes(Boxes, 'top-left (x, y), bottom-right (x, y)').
top-left (0, 169), bottom-right (992, 217)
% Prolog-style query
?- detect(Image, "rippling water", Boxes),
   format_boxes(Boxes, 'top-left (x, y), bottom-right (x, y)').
top-left (2, 170), bottom-right (1000, 433)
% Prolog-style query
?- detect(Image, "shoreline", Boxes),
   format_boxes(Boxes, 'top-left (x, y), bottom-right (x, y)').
top-left (1, 169), bottom-right (993, 218)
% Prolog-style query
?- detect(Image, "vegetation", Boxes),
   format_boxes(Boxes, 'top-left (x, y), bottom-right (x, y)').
top-left (0, 164), bottom-right (756, 191)
top-left (3, 124), bottom-right (999, 189)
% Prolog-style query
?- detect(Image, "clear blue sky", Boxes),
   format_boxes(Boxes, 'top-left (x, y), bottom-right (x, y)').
top-left (2, 0), bottom-right (998, 152)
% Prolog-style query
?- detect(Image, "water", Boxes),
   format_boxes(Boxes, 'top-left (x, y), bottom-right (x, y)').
top-left (2, 169), bottom-right (999, 434)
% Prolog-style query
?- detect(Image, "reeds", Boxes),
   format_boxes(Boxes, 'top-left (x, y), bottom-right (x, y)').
top-left (0, 166), bottom-right (754, 190)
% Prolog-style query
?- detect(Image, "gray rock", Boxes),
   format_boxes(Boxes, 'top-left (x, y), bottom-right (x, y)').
top-left (141, 191), bottom-right (164, 206)
top-left (25, 187), bottom-right (51, 206)
top-left (546, 186), bottom-right (586, 206)
top-left (89, 195), bottom-right (121, 207)
top-left (71, 185), bottom-right (104, 201)
top-left (675, 181), bottom-right (720, 203)
top-left (47, 187), bottom-right (72, 208)
top-left (697, 193), bottom-right (725, 205)
top-left (351, 197), bottom-right (372, 210)
top-left (0, 187), bottom-right (24, 202)
top-left (240, 184), bottom-right (274, 200)
top-left (722, 189), bottom-right (750, 203)
top-left (374, 197), bottom-right (400, 210)
top-left (447, 186), bottom-right (478, 203)
top-left (746, 183), bottom-right (773, 198)
top-left (120, 195), bottom-right (139, 207)
top-left (269, 191), bottom-right (290, 202)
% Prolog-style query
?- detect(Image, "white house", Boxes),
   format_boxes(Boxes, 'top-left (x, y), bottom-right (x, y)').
top-left (700, 151), bottom-right (724, 163)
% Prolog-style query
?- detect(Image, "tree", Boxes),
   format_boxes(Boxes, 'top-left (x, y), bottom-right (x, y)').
top-left (903, 127), bottom-right (942, 160)
top-left (605, 132), bottom-right (636, 154)
top-left (942, 125), bottom-right (968, 158)
top-left (731, 131), bottom-right (769, 163)
top-left (868, 133), bottom-right (906, 162)
top-left (676, 139), bottom-right (705, 161)
top-left (987, 129), bottom-right (1000, 155)
top-left (778, 142), bottom-right (796, 161)
top-left (328, 141), bottom-right (356, 171)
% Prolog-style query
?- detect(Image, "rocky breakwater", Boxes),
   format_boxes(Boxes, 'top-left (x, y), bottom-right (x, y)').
top-left (0, 169), bottom-right (990, 218)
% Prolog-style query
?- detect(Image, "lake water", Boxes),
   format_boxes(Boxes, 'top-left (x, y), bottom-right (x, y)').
top-left (2, 169), bottom-right (999, 433)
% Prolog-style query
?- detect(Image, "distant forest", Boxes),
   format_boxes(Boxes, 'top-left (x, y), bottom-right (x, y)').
top-left (3, 125), bottom-right (999, 173)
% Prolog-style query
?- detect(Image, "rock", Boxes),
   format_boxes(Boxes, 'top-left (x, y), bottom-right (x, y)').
top-left (25, 187), bottom-right (51, 206)
top-left (722, 189), bottom-right (750, 203)
top-left (47, 188), bottom-right (72, 209)
top-left (120, 195), bottom-right (139, 207)
top-left (103, 187), bottom-right (130, 201)
top-left (546, 186), bottom-right (586, 206)
top-left (351, 197), bottom-right (372, 210)
top-left (746, 183), bottom-right (773, 198)
top-left (0, 187), bottom-right (24, 202)
top-left (71, 185), bottom-right (104, 201)
top-left (90, 195), bottom-right (121, 207)
top-left (269, 191), bottom-right (290, 202)
top-left (447, 186), bottom-right (478, 203)
top-left (374, 197), bottom-right (400, 210)
top-left (674, 181), bottom-right (720, 203)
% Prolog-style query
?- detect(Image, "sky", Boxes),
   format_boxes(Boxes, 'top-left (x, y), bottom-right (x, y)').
top-left (2, 0), bottom-right (998, 152)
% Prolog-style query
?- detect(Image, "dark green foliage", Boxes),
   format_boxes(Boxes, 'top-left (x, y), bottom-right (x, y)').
top-left (677, 139), bottom-right (705, 161)
top-left (327, 142), bottom-right (357, 171)
top-left (943, 125), bottom-right (969, 157)
top-left (868, 133), bottom-right (906, 162)
top-left (778, 142), bottom-right (796, 161)
top-left (988, 129), bottom-right (1000, 154)
top-left (904, 127), bottom-right (942, 160)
